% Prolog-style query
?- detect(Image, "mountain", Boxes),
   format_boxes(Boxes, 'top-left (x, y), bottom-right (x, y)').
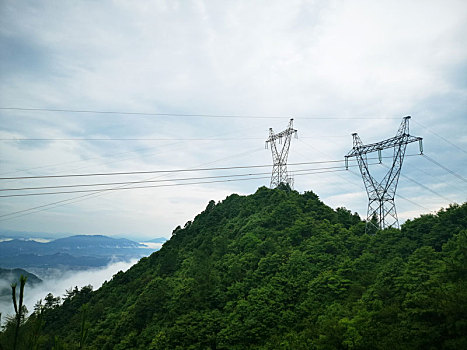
top-left (0, 239), bottom-right (44, 255)
top-left (50, 235), bottom-right (144, 250)
top-left (0, 230), bottom-right (63, 240)
top-left (2, 186), bottom-right (467, 349)
top-left (0, 235), bottom-right (155, 269)
top-left (0, 268), bottom-right (42, 297)
top-left (0, 234), bottom-right (144, 256)
top-left (1, 253), bottom-right (111, 269)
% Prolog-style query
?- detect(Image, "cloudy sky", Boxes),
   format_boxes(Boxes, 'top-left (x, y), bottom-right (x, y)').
top-left (0, 0), bottom-right (466, 240)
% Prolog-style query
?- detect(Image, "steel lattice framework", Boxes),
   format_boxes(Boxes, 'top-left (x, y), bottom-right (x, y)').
top-left (345, 116), bottom-right (423, 231)
top-left (265, 118), bottom-right (298, 188)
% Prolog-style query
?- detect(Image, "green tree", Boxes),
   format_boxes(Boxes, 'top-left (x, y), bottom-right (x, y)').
top-left (11, 275), bottom-right (27, 350)
top-left (17, 190), bottom-right (466, 349)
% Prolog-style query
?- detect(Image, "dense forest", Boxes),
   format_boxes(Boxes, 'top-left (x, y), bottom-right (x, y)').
top-left (1, 186), bottom-right (466, 349)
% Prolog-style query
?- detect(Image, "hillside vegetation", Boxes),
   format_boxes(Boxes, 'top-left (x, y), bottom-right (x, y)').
top-left (1, 186), bottom-right (466, 349)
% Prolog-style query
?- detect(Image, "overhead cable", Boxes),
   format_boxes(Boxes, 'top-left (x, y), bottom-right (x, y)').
top-left (413, 120), bottom-right (467, 154)
top-left (0, 107), bottom-right (401, 120)
top-left (0, 168), bottom-right (351, 217)
top-left (422, 154), bottom-right (467, 183)
top-left (394, 168), bottom-right (455, 203)
top-left (0, 155), bottom-right (422, 181)
top-left (0, 147), bottom-right (269, 219)
top-left (0, 160), bottom-right (349, 180)
top-left (0, 166), bottom-right (361, 198)
top-left (0, 165), bottom-right (355, 192)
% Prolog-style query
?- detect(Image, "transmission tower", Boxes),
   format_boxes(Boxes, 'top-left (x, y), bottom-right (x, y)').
top-left (265, 118), bottom-right (298, 188)
top-left (345, 116), bottom-right (423, 231)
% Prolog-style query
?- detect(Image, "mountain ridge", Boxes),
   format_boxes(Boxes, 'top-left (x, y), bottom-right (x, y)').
top-left (0, 234), bottom-right (156, 270)
top-left (2, 186), bottom-right (466, 349)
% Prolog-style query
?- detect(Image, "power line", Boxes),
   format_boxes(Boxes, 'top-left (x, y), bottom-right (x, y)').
top-left (396, 193), bottom-right (435, 213)
top-left (0, 146), bottom-right (266, 220)
top-left (422, 154), bottom-right (467, 183)
top-left (0, 153), bottom-right (424, 220)
top-left (395, 168), bottom-right (455, 204)
top-left (0, 147), bottom-right (267, 219)
top-left (0, 174), bottom-right (271, 198)
top-left (401, 154), bottom-right (467, 204)
top-left (347, 169), bottom-right (434, 213)
top-left (0, 165), bottom-right (354, 193)
top-left (0, 135), bottom-right (347, 141)
top-left (0, 168), bottom-right (350, 219)
top-left (413, 119), bottom-right (467, 154)
top-left (0, 160), bottom-right (350, 180)
top-left (0, 155), bottom-right (421, 181)
top-left (0, 137), bottom-right (265, 141)
top-left (0, 165), bottom-right (366, 198)
top-left (0, 128), bottom-right (254, 176)
top-left (0, 191), bottom-right (105, 219)
top-left (0, 146), bottom-right (272, 219)
top-left (0, 144), bottom-right (169, 176)
top-left (0, 107), bottom-right (401, 120)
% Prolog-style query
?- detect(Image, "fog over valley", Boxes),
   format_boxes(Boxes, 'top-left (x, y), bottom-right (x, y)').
top-left (0, 233), bottom-right (165, 323)
top-left (0, 259), bottom-right (138, 323)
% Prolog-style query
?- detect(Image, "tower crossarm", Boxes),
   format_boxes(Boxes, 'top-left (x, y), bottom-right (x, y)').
top-left (266, 118), bottom-right (297, 144)
top-left (266, 128), bottom-right (297, 143)
top-left (345, 134), bottom-right (422, 158)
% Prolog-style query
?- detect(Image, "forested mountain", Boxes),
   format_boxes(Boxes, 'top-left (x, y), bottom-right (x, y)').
top-left (1, 186), bottom-right (466, 349)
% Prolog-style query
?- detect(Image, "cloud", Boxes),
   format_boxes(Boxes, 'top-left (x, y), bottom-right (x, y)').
top-left (0, 0), bottom-right (466, 238)
top-left (0, 259), bottom-right (138, 321)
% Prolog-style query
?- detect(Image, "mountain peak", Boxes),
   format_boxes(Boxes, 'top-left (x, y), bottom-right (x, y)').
top-left (4, 189), bottom-right (466, 349)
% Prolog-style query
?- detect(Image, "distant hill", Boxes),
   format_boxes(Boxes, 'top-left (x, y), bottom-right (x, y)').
top-left (0, 230), bottom-right (62, 240)
top-left (14, 187), bottom-right (466, 349)
top-left (50, 234), bottom-right (144, 250)
top-left (0, 234), bottom-right (157, 270)
top-left (0, 267), bottom-right (42, 297)
top-left (0, 253), bottom-right (111, 269)
top-left (0, 234), bottom-right (143, 255)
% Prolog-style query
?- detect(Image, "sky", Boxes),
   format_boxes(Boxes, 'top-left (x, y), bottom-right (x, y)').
top-left (0, 0), bottom-right (466, 241)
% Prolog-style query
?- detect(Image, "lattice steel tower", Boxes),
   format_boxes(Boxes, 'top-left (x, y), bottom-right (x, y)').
top-left (345, 116), bottom-right (423, 231)
top-left (265, 118), bottom-right (298, 188)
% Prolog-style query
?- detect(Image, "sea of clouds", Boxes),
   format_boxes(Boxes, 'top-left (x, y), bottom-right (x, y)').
top-left (0, 259), bottom-right (138, 323)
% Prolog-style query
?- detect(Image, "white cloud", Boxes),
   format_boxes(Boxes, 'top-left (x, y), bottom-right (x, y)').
top-left (0, 259), bottom-right (138, 321)
top-left (0, 0), bottom-right (466, 237)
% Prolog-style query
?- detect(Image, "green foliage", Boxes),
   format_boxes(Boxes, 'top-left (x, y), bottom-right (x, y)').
top-left (0, 275), bottom-right (29, 350)
top-left (3, 188), bottom-right (466, 349)
top-left (78, 304), bottom-right (89, 349)
top-left (13, 275), bottom-right (27, 350)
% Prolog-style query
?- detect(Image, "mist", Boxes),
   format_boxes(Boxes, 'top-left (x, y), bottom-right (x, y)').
top-left (0, 259), bottom-right (138, 322)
